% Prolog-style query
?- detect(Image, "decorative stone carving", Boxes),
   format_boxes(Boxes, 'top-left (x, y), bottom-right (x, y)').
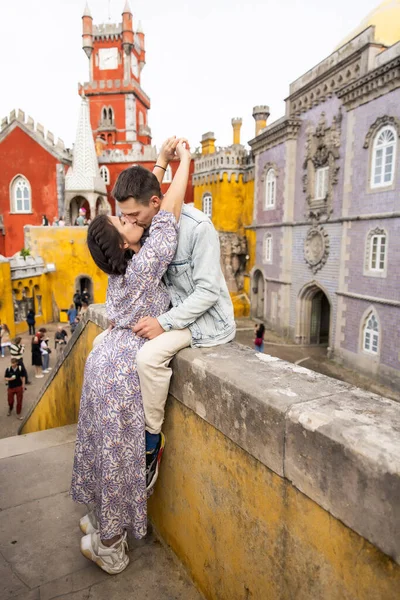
top-left (302, 110), bottom-right (342, 220)
top-left (219, 232), bottom-right (248, 293)
top-left (363, 115), bottom-right (400, 148)
top-left (304, 225), bottom-right (330, 273)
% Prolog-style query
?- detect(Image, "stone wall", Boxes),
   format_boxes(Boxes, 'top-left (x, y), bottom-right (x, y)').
top-left (20, 305), bottom-right (400, 599)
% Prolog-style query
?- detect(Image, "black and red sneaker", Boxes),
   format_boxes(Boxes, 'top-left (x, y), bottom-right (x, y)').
top-left (146, 432), bottom-right (165, 491)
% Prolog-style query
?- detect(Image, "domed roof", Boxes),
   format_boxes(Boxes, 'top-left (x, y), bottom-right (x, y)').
top-left (337, 0), bottom-right (400, 49)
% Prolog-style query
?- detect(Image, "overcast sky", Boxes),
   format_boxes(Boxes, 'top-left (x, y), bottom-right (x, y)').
top-left (1, 0), bottom-right (378, 150)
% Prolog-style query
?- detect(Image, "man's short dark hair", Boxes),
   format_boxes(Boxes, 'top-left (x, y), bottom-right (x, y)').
top-left (112, 165), bottom-right (161, 205)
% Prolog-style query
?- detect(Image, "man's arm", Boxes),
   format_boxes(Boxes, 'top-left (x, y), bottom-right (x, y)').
top-left (158, 221), bottom-right (221, 330)
top-left (133, 221), bottom-right (221, 339)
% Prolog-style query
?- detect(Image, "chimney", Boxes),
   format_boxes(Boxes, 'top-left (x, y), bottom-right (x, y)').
top-left (201, 132), bottom-right (216, 155)
top-left (231, 118), bottom-right (242, 145)
top-left (252, 105), bottom-right (270, 136)
top-left (82, 3), bottom-right (93, 59)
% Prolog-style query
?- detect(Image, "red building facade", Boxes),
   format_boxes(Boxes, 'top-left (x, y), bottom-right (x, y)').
top-left (0, 112), bottom-right (71, 256)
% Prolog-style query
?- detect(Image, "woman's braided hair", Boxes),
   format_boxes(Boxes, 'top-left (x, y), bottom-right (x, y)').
top-left (87, 215), bottom-right (133, 275)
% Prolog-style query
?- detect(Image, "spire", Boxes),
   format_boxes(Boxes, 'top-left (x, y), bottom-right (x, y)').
top-left (65, 97), bottom-right (106, 194)
top-left (123, 0), bottom-right (132, 14)
top-left (83, 2), bottom-right (92, 17)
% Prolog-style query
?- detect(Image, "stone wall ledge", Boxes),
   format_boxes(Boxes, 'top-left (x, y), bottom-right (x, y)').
top-left (87, 305), bottom-right (400, 564)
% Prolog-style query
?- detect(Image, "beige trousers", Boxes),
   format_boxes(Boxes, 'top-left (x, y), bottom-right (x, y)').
top-left (92, 328), bottom-right (192, 434)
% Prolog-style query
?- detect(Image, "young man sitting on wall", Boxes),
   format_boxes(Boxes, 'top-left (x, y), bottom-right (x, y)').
top-left (94, 137), bottom-right (236, 490)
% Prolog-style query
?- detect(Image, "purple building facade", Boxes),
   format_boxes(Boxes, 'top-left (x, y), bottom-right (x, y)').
top-left (249, 27), bottom-right (400, 389)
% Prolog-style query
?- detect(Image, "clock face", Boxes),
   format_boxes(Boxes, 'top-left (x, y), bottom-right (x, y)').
top-left (99, 47), bottom-right (118, 70)
top-left (131, 53), bottom-right (139, 77)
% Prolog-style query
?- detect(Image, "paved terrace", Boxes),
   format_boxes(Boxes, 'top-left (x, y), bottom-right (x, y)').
top-left (0, 426), bottom-right (203, 600)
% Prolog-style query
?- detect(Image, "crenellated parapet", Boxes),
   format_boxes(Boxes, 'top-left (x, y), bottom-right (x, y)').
top-left (0, 108), bottom-right (71, 162)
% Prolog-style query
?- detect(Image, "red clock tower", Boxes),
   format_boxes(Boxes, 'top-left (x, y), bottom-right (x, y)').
top-left (78, 2), bottom-right (194, 213)
top-left (80, 1), bottom-right (151, 153)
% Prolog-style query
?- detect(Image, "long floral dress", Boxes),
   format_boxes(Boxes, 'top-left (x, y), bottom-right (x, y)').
top-left (70, 211), bottom-right (178, 541)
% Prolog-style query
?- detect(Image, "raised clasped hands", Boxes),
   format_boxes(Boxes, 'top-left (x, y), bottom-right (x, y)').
top-left (159, 136), bottom-right (190, 165)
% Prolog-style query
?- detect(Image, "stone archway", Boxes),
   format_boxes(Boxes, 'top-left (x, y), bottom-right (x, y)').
top-left (96, 196), bottom-right (111, 216)
top-left (67, 196), bottom-right (91, 225)
top-left (251, 269), bottom-right (266, 320)
top-left (75, 275), bottom-right (94, 304)
top-left (296, 282), bottom-right (331, 345)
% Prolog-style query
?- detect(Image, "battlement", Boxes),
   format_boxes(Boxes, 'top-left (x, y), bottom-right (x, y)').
top-left (193, 142), bottom-right (253, 182)
top-left (0, 109), bottom-right (71, 161)
top-left (93, 22), bottom-right (122, 38)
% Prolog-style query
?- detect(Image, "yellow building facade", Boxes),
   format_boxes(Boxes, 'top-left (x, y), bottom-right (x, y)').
top-left (193, 119), bottom-right (257, 317)
top-left (0, 225), bottom-right (108, 337)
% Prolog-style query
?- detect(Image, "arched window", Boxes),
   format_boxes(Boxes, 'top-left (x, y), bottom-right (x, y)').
top-left (139, 112), bottom-right (145, 126)
top-left (108, 107), bottom-right (113, 122)
top-left (163, 164), bottom-right (172, 184)
top-left (202, 193), bottom-right (212, 218)
top-left (363, 312), bottom-right (379, 355)
top-left (11, 176), bottom-right (31, 213)
top-left (265, 169), bottom-right (276, 208)
top-left (371, 126), bottom-right (397, 188)
top-left (365, 228), bottom-right (387, 274)
top-left (263, 233), bottom-right (272, 263)
top-left (102, 107), bottom-right (107, 121)
top-left (100, 166), bottom-right (110, 185)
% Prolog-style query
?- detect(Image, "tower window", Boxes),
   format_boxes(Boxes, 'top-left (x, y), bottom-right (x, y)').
top-left (265, 169), bottom-right (276, 208)
top-left (371, 126), bottom-right (396, 188)
top-left (202, 193), bottom-right (212, 218)
top-left (11, 176), bottom-right (31, 213)
top-left (100, 166), bottom-right (110, 185)
top-left (315, 166), bottom-right (329, 200)
top-left (163, 165), bottom-right (172, 184)
top-left (263, 233), bottom-right (272, 263)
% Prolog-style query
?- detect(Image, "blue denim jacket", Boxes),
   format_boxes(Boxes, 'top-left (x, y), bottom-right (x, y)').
top-left (157, 205), bottom-right (236, 347)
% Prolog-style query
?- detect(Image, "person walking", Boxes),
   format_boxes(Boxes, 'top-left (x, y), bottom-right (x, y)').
top-left (59, 216), bottom-right (66, 227)
top-left (73, 291), bottom-right (82, 312)
top-left (1, 324), bottom-right (11, 358)
top-left (254, 323), bottom-right (265, 353)
top-left (40, 334), bottom-right (52, 374)
top-left (10, 337), bottom-right (30, 384)
top-left (26, 310), bottom-right (35, 335)
top-left (31, 332), bottom-right (44, 378)
top-left (5, 358), bottom-right (26, 420)
top-left (55, 326), bottom-right (68, 359)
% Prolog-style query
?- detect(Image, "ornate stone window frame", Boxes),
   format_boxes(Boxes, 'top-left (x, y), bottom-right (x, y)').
top-left (302, 111), bottom-right (341, 220)
top-left (359, 307), bottom-right (380, 358)
top-left (10, 174), bottom-right (32, 214)
top-left (260, 162), bottom-right (278, 211)
top-left (364, 227), bottom-right (388, 279)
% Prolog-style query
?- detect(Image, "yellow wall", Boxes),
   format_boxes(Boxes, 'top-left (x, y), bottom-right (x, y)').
top-left (150, 399), bottom-right (400, 600)
top-left (13, 274), bottom-right (53, 335)
top-left (27, 226), bottom-right (108, 314)
top-left (194, 173), bottom-right (256, 311)
top-left (0, 261), bottom-right (16, 337)
top-left (20, 315), bottom-right (400, 598)
top-left (21, 321), bottom-right (102, 434)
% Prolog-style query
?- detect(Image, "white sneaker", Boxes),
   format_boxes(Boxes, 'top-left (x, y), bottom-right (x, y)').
top-left (35, 374), bottom-right (44, 378)
top-left (47, 367), bottom-right (53, 371)
top-left (42, 370), bottom-right (49, 374)
top-left (80, 511), bottom-right (98, 535)
top-left (80, 530), bottom-right (129, 575)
